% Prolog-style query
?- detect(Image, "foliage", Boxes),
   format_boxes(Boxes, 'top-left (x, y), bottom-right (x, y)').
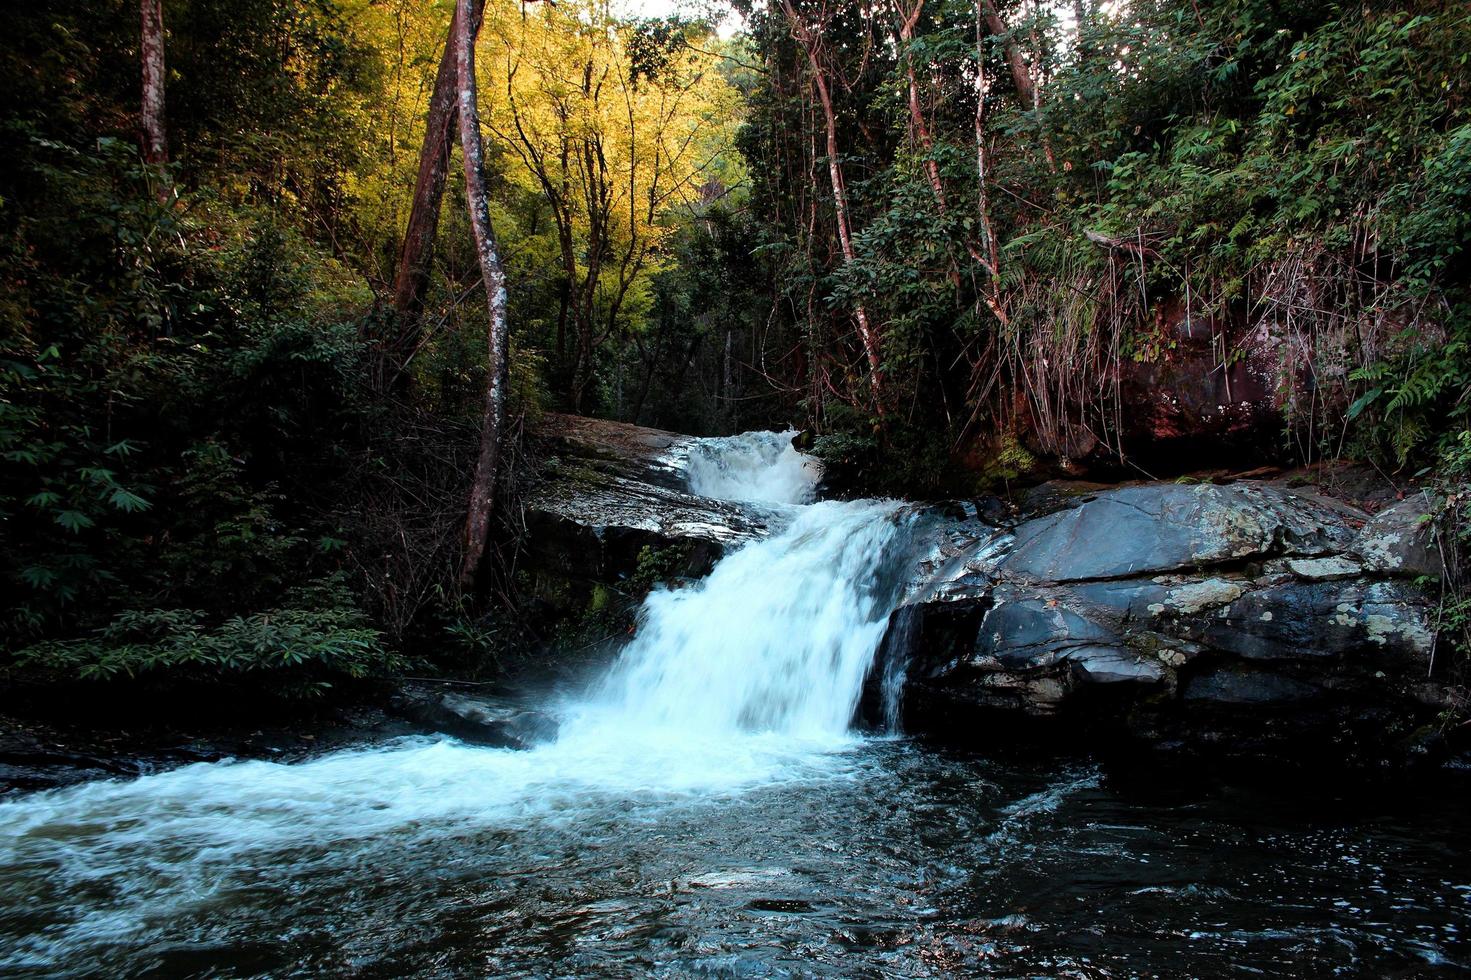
top-left (738, 0), bottom-right (1471, 488)
top-left (1432, 431), bottom-right (1471, 696)
top-left (12, 579), bottom-right (397, 695)
top-left (0, 0), bottom-right (756, 701)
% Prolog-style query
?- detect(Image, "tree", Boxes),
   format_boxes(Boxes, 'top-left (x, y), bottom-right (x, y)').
top-left (392, 0), bottom-right (486, 318)
top-left (979, 0), bottom-right (1035, 110)
top-left (140, 0), bottom-right (168, 195)
top-left (779, 0), bottom-right (885, 412)
top-left (482, 1), bottom-right (742, 412)
top-left (455, 0), bottom-right (512, 589)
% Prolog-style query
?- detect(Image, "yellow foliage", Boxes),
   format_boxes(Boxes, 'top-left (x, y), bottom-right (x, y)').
top-left (337, 0), bottom-right (743, 369)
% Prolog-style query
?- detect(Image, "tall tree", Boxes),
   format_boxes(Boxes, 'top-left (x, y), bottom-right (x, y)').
top-left (482, 3), bottom-right (741, 412)
top-left (140, 0), bottom-right (168, 180)
top-left (392, 0), bottom-right (486, 317)
top-left (779, 0), bottom-right (886, 411)
top-left (455, 0), bottom-right (512, 589)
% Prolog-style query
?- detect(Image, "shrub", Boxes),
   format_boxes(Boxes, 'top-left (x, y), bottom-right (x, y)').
top-left (11, 579), bottom-right (398, 695)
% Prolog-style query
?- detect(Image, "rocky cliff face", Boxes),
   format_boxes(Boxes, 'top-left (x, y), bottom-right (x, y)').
top-left (891, 483), bottom-right (1453, 760)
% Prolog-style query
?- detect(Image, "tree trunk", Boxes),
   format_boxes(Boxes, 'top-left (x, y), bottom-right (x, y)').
top-left (393, 0), bottom-right (486, 317)
top-left (974, 1), bottom-right (1001, 279)
top-left (455, 0), bottom-right (512, 590)
top-left (780, 0), bottom-right (885, 411)
top-left (140, 0), bottom-right (168, 187)
top-left (979, 0), bottom-right (1036, 110)
top-left (894, 1), bottom-right (948, 210)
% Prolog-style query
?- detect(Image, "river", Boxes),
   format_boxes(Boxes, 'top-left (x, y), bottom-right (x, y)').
top-left (1, 432), bottom-right (1466, 976)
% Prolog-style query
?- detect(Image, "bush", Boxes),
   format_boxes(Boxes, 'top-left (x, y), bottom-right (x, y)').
top-left (12, 579), bottom-right (398, 696)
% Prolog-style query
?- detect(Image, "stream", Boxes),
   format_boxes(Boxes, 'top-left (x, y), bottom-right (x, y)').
top-left (1, 432), bottom-right (1467, 977)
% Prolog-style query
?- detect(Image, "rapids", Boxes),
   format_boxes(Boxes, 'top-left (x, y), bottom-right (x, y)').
top-left (1, 431), bottom-right (1467, 977)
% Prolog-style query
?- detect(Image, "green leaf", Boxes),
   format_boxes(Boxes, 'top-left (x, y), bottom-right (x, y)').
top-left (104, 440), bottom-right (140, 457)
top-left (19, 566), bottom-right (58, 588)
top-left (1346, 387), bottom-right (1383, 420)
top-left (108, 488), bottom-right (152, 512)
top-left (55, 510), bottom-right (95, 532)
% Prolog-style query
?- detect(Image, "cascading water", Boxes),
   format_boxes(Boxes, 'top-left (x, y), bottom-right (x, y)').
top-left (0, 429), bottom-right (918, 972)
top-left (584, 498), bottom-right (909, 737)
top-left (685, 428), bottom-right (822, 505)
top-left (577, 427), bottom-right (911, 739)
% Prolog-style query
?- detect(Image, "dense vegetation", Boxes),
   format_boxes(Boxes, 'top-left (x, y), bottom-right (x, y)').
top-left (736, 0), bottom-right (1470, 487)
top-left (2, 0), bottom-right (1467, 698)
top-left (0, 0), bottom-right (750, 694)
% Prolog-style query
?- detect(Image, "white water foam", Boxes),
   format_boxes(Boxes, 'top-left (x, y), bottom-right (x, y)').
top-left (686, 429), bottom-right (821, 505)
top-left (584, 497), bottom-right (909, 738)
top-left (0, 429), bottom-right (912, 969)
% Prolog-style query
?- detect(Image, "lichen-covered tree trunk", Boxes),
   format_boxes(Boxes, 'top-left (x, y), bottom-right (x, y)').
top-left (455, 0), bottom-right (511, 589)
top-left (140, 0), bottom-right (167, 186)
top-left (392, 0), bottom-right (485, 317)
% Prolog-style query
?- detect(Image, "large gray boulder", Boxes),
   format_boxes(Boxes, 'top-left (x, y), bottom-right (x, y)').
top-left (999, 483), bottom-right (1354, 581)
top-left (892, 481), bottom-right (1452, 757)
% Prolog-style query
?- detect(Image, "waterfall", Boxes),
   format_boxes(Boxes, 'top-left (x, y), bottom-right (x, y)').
top-left (877, 604), bottom-right (920, 733)
top-left (0, 430), bottom-right (915, 970)
top-left (685, 429), bottom-right (822, 505)
top-left (579, 429), bottom-right (911, 738)
top-left (585, 499), bottom-right (910, 737)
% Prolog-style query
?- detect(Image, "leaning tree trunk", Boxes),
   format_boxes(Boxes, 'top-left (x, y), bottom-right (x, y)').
top-left (392, 0), bottom-right (486, 317)
top-left (455, 0), bottom-right (511, 590)
top-left (140, 0), bottom-right (168, 200)
top-left (979, 0), bottom-right (1036, 110)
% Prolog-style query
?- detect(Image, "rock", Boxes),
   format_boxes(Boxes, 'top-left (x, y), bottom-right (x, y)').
top-left (1195, 580), bottom-right (1434, 663)
top-left (976, 589), bottom-right (1163, 686)
top-left (388, 689), bottom-right (558, 749)
top-left (1285, 556), bottom-right (1362, 581)
top-left (528, 414), bottom-right (779, 563)
top-left (885, 478), bottom-right (1452, 761)
top-left (999, 483), bottom-right (1354, 582)
top-left (521, 414), bottom-right (794, 620)
top-left (1355, 495), bottom-right (1444, 579)
top-left (1181, 670), bottom-right (1323, 705)
top-left (1150, 578), bottom-right (1245, 615)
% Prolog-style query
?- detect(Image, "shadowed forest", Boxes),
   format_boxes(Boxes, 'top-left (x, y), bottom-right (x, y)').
top-left (2, 0), bottom-right (1468, 710)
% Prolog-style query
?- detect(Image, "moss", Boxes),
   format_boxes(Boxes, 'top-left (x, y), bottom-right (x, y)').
top-left (976, 433), bottom-right (1040, 488)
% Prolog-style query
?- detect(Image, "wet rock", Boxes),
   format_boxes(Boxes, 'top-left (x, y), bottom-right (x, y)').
top-left (887, 479), bottom-right (1451, 760)
top-left (388, 689), bottom-right (558, 749)
top-left (1355, 495), bottom-right (1444, 579)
